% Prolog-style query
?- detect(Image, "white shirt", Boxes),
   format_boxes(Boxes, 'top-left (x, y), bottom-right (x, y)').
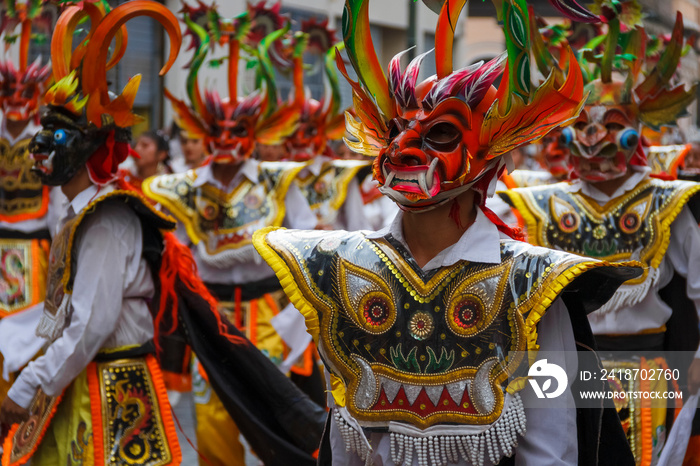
top-left (8, 184), bottom-right (155, 408)
top-left (568, 168), bottom-right (700, 351)
top-left (333, 209), bottom-right (579, 466)
top-left (175, 160), bottom-right (317, 284)
top-left (360, 175), bottom-right (399, 231)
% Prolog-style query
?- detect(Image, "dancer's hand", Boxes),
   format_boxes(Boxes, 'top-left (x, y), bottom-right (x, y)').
top-left (0, 397), bottom-right (29, 425)
top-left (688, 358), bottom-right (700, 394)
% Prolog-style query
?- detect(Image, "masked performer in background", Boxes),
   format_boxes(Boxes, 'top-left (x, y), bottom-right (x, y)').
top-left (253, 0), bottom-right (641, 464)
top-left (0, 3), bottom-right (326, 466)
top-left (0, 2), bottom-right (184, 464)
top-left (142, 3), bottom-right (318, 464)
top-left (499, 2), bottom-right (700, 463)
top-left (282, 17), bottom-right (371, 231)
top-left (0, 0), bottom-right (61, 407)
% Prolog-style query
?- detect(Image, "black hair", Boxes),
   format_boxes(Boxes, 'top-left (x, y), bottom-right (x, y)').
top-left (138, 130), bottom-right (170, 154)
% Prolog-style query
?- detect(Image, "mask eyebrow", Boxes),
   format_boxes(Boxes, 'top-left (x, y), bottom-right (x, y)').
top-left (602, 108), bottom-right (632, 126)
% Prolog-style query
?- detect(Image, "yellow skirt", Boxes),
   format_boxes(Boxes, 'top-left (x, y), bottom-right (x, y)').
top-left (2, 354), bottom-right (180, 466)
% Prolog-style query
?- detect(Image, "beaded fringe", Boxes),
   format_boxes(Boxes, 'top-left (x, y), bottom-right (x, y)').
top-left (592, 268), bottom-right (657, 316)
top-left (36, 294), bottom-right (71, 343)
top-left (334, 410), bottom-right (373, 466)
top-left (336, 393), bottom-right (527, 466)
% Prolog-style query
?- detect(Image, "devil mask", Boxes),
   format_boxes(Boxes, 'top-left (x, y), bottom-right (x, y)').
top-left (166, 2), bottom-right (300, 166)
top-left (538, 128), bottom-right (572, 180)
top-left (560, 8), bottom-right (696, 183)
top-left (28, 2), bottom-right (180, 187)
top-left (29, 107), bottom-right (131, 186)
top-left (564, 81), bottom-right (641, 182)
top-left (341, 0), bottom-right (585, 212)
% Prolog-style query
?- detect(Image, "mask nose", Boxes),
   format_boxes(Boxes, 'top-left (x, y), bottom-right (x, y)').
top-left (385, 128), bottom-right (424, 166)
top-left (578, 122), bottom-right (607, 148)
top-left (29, 131), bottom-right (52, 153)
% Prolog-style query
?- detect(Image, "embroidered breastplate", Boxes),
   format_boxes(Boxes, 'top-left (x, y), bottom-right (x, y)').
top-left (296, 159), bottom-right (370, 227)
top-left (143, 162), bottom-right (305, 267)
top-left (500, 179), bottom-right (700, 314)
top-left (0, 137), bottom-right (49, 222)
top-left (256, 229), bottom-right (637, 427)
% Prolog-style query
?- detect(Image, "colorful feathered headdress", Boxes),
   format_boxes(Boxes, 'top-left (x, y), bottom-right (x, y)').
top-left (340, 0), bottom-right (586, 211)
top-left (577, 0), bottom-right (697, 130)
top-left (282, 16), bottom-right (346, 161)
top-left (165, 0), bottom-right (299, 164)
top-left (0, 0), bottom-right (54, 121)
top-left (29, 0), bottom-right (181, 186)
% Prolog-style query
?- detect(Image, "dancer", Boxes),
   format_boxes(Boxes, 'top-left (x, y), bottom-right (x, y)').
top-left (0, 2), bottom-right (184, 464)
top-left (499, 4), bottom-right (700, 463)
top-left (253, 0), bottom-right (639, 464)
top-left (142, 3), bottom-right (317, 464)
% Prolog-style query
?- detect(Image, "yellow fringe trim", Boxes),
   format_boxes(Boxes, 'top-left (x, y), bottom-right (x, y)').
top-left (523, 258), bottom-right (643, 353)
top-left (253, 226), bottom-right (351, 406)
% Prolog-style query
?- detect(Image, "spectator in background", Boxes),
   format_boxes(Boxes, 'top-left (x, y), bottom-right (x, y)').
top-left (134, 130), bottom-right (171, 178)
top-left (683, 139), bottom-right (700, 172)
top-left (180, 131), bottom-right (208, 170)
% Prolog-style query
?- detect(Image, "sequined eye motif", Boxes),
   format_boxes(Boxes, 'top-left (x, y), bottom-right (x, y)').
top-left (619, 212), bottom-right (640, 234)
top-left (339, 259), bottom-right (397, 334)
top-left (363, 297), bottom-right (391, 327)
top-left (550, 196), bottom-right (580, 234)
top-left (53, 129), bottom-right (67, 145)
top-left (619, 192), bottom-right (651, 235)
top-left (616, 129), bottom-right (639, 150)
top-left (452, 298), bottom-right (481, 329)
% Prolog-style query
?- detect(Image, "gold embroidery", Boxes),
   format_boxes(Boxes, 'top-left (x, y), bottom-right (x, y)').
top-left (254, 228), bottom-right (641, 428)
top-left (97, 358), bottom-right (173, 466)
top-left (144, 163), bottom-right (304, 255)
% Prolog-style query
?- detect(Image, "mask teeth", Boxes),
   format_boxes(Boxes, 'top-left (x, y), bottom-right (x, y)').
top-left (426, 158), bottom-right (438, 188)
top-left (385, 170), bottom-right (395, 186)
top-left (418, 171), bottom-right (430, 198)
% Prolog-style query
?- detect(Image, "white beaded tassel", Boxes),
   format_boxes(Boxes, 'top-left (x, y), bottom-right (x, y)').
top-left (334, 410), bottom-right (372, 464)
top-left (386, 393), bottom-right (527, 466)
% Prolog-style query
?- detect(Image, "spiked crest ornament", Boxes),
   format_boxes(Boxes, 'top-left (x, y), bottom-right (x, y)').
top-left (559, 0), bottom-right (698, 182)
top-left (28, 0), bottom-right (181, 186)
top-left (340, 0), bottom-right (586, 211)
top-left (281, 16), bottom-right (346, 162)
top-left (0, 0), bottom-right (54, 121)
top-left (165, 1), bottom-right (300, 165)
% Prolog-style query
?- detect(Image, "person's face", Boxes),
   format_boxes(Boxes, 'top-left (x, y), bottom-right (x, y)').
top-left (256, 143), bottom-right (288, 161)
top-left (180, 133), bottom-right (207, 167)
top-left (685, 144), bottom-right (700, 171)
top-left (133, 136), bottom-right (164, 171)
top-left (508, 148), bottom-right (525, 170)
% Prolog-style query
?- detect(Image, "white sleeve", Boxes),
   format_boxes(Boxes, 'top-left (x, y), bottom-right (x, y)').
top-left (8, 210), bottom-right (134, 408)
top-left (283, 182), bottom-right (318, 230)
top-left (516, 298), bottom-right (578, 466)
top-left (665, 206), bottom-right (700, 356)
